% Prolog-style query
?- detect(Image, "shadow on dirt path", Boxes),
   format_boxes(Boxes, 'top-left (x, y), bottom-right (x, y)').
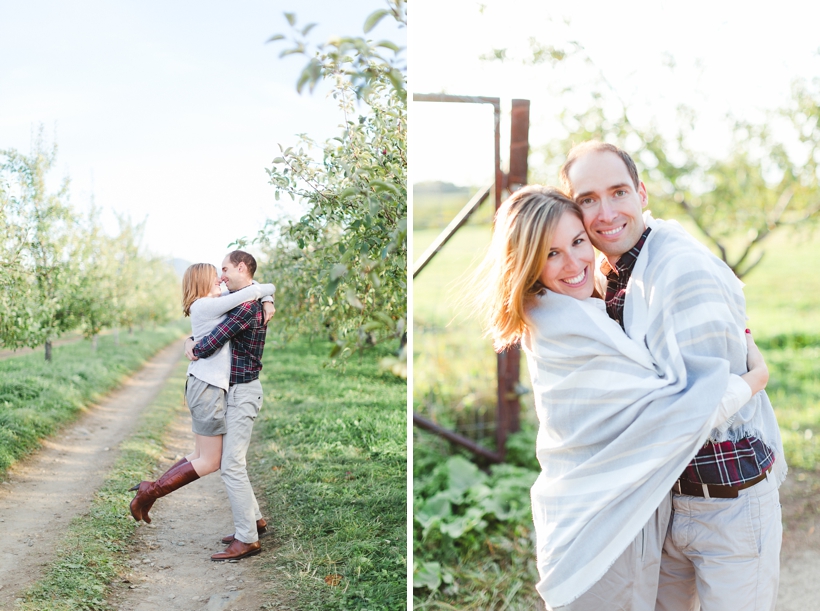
top-left (0, 340), bottom-right (184, 608)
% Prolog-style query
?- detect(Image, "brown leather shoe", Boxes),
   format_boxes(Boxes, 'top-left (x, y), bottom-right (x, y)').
top-left (211, 538), bottom-right (261, 561)
top-left (221, 518), bottom-right (267, 544)
top-left (129, 461), bottom-right (199, 524)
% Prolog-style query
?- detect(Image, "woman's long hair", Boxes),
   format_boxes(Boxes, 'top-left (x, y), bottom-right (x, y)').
top-left (182, 263), bottom-right (217, 317)
top-left (475, 185), bottom-right (584, 352)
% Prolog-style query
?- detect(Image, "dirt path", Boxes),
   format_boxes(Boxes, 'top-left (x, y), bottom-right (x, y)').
top-left (0, 340), bottom-right (183, 608)
top-left (777, 468), bottom-right (820, 609)
top-left (108, 402), bottom-right (269, 611)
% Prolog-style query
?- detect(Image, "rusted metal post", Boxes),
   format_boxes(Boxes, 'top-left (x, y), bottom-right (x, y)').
top-left (507, 99), bottom-right (530, 193)
top-left (492, 101), bottom-right (502, 210)
top-left (494, 99), bottom-right (530, 458)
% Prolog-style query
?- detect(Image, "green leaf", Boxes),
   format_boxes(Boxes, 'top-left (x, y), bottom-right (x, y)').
top-left (373, 312), bottom-right (393, 327)
top-left (374, 40), bottom-right (400, 53)
top-left (345, 288), bottom-right (364, 309)
top-left (361, 321), bottom-right (382, 332)
top-left (266, 34), bottom-right (285, 44)
top-left (284, 12), bottom-right (296, 26)
top-left (296, 68), bottom-right (312, 94)
top-left (370, 179), bottom-right (400, 196)
top-left (338, 186), bottom-right (359, 199)
top-left (416, 493), bottom-right (451, 528)
top-left (446, 456), bottom-right (487, 495)
top-left (301, 23), bottom-right (317, 36)
top-left (413, 561), bottom-right (443, 591)
top-left (363, 9), bottom-right (389, 34)
top-left (330, 263), bottom-right (347, 280)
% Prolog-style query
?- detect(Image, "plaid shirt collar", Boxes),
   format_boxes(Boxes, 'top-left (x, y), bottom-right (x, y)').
top-left (602, 226), bottom-right (652, 329)
top-left (600, 226), bottom-right (652, 279)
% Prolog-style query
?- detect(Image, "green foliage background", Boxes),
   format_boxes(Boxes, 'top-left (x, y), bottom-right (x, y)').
top-left (246, 2), bottom-right (407, 364)
top-left (0, 135), bottom-right (180, 352)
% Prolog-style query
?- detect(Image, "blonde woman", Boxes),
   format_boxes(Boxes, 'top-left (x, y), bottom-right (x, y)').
top-left (129, 263), bottom-right (274, 523)
top-left (476, 186), bottom-right (769, 610)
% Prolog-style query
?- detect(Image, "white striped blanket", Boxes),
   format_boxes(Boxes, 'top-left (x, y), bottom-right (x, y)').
top-left (524, 214), bottom-right (784, 609)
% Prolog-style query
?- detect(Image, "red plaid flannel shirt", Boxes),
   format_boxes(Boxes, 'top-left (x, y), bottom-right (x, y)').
top-left (192, 299), bottom-right (267, 386)
top-left (602, 227), bottom-right (774, 486)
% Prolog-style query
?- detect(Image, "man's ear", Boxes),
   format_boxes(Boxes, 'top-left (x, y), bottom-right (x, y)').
top-left (237, 261), bottom-right (246, 275)
top-left (638, 181), bottom-right (649, 208)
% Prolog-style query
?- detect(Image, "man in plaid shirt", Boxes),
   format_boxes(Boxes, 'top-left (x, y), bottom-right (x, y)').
top-left (184, 250), bottom-right (275, 561)
top-left (559, 142), bottom-right (782, 610)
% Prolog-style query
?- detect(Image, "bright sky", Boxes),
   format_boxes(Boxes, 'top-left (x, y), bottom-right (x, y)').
top-left (1, 0), bottom-right (404, 268)
top-left (408, 0), bottom-right (820, 187)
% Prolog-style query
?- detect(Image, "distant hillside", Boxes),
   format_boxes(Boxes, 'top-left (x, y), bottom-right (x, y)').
top-left (413, 182), bottom-right (492, 230)
top-left (168, 258), bottom-right (192, 279)
top-left (413, 181), bottom-right (471, 195)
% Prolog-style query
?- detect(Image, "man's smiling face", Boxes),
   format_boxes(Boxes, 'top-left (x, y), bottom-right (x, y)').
top-left (567, 150), bottom-right (648, 262)
top-left (221, 255), bottom-right (245, 292)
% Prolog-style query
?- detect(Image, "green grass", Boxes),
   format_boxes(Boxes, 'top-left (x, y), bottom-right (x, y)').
top-left (413, 189), bottom-right (494, 235)
top-left (18, 357), bottom-right (190, 610)
top-left (413, 211), bottom-right (820, 607)
top-left (0, 322), bottom-right (187, 476)
top-left (249, 338), bottom-right (407, 610)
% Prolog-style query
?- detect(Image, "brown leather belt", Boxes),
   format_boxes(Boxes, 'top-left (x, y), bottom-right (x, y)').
top-left (672, 466), bottom-right (772, 499)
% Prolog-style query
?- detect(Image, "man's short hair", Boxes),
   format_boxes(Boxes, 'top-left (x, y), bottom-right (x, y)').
top-left (228, 250), bottom-right (257, 277)
top-left (559, 141), bottom-right (641, 197)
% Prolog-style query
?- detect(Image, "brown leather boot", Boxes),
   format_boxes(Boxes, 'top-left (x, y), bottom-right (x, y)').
top-left (133, 457), bottom-right (190, 522)
top-left (129, 461), bottom-right (199, 523)
top-left (221, 518), bottom-right (267, 544)
top-left (211, 538), bottom-right (261, 561)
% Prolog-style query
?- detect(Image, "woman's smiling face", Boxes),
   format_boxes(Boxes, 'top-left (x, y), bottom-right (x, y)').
top-left (539, 211), bottom-right (596, 300)
top-left (208, 270), bottom-right (222, 297)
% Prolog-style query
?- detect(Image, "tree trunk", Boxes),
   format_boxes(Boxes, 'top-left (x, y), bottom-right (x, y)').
top-left (114, 328), bottom-right (120, 346)
top-left (91, 334), bottom-right (98, 351)
top-left (45, 338), bottom-right (52, 362)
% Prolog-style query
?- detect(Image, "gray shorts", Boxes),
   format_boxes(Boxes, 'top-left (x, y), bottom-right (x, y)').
top-left (184, 375), bottom-right (227, 436)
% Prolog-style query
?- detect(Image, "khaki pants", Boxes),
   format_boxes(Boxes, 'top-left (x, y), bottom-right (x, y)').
top-left (537, 494), bottom-right (672, 611)
top-left (221, 379), bottom-right (264, 544)
top-left (655, 474), bottom-right (781, 611)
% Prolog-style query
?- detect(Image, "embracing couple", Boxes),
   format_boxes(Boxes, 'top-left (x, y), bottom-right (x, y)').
top-left (129, 250), bottom-right (275, 562)
top-left (477, 142), bottom-right (785, 610)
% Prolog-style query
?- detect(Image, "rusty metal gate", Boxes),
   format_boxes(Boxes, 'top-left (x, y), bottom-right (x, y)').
top-left (412, 94), bottom-right (530, 463)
